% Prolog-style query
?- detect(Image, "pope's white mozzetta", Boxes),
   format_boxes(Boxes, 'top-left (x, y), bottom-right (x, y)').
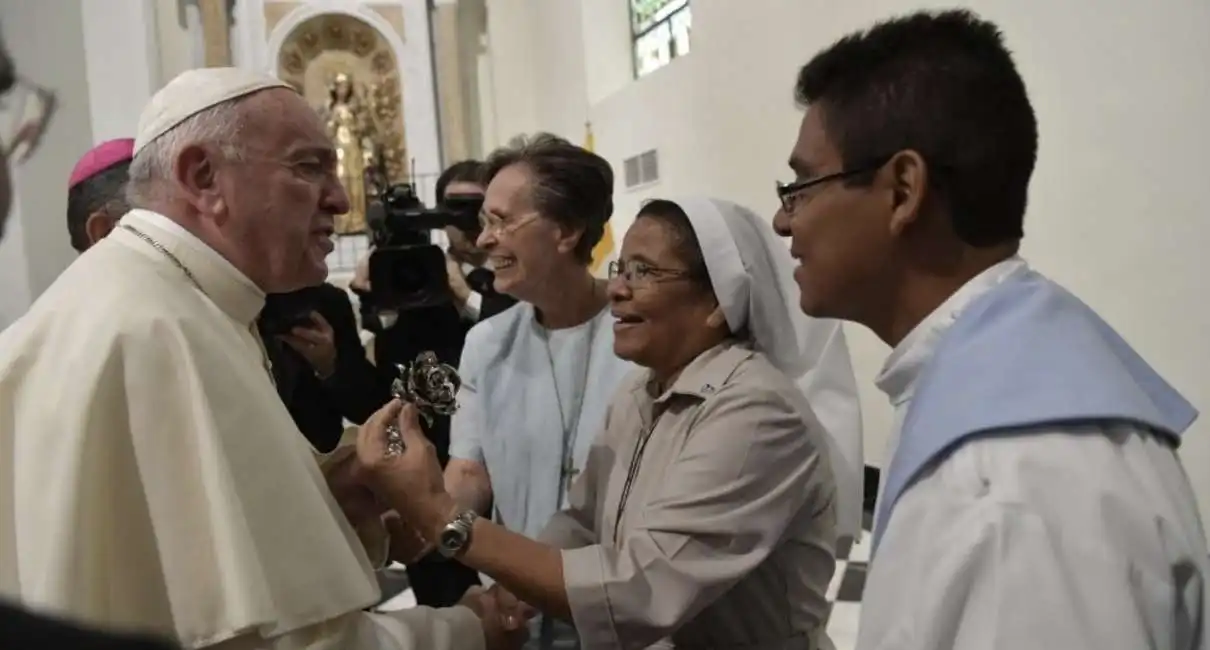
top-left (0, 68), bottom-right (487, 650)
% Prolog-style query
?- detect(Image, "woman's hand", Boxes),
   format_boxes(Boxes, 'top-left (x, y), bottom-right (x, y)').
top-left (355, 400), bottom-right (456, 538)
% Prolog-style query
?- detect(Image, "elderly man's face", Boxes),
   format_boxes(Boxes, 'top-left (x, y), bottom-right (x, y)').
top-left (217, 89), bottom-right (348, 293)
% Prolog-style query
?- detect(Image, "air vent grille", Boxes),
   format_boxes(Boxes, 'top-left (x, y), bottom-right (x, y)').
top-left (622, 149), bottom-right (660, 188)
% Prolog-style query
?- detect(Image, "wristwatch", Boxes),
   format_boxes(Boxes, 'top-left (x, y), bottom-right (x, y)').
top-left (436, 510), bottom-right (478, 559)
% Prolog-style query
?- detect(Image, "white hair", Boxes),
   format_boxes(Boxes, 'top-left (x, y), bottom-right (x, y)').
top-left (125, 98), bottom-right (248, 207)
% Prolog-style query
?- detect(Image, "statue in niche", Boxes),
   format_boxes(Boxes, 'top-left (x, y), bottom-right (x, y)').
top-left (276, 12), bottom-right (411, 201)
top-left (323, 72), bottom-right (382, 234)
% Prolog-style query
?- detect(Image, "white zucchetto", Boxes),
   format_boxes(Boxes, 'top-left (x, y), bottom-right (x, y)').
top-left (134, 67), bottom-right (291, 155)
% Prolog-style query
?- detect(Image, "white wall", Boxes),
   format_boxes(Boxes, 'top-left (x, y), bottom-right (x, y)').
top-left (0, 0), bottom-right (95, 310)
top-left (0, 0), bottom-right (162, 326)
top-left (153, 0), bottom-right (206, 89)
top-left (482, 0), bottom-right (1210, 520)
top-left (0, 183), bottom-right (34, 328)
top-left (81, 0), bottom-right (160, 140)
top-left (235, 0), bottom-right (445, 181)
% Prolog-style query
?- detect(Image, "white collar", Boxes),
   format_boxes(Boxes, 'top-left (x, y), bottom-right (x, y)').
top-left (876, 256), bottom-right (1027, 407)
top-left (116, 209), bottom-right (266, 325)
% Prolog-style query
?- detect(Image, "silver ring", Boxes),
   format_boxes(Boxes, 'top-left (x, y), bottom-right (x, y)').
top-left (385, 422), bottom-right (405, 458)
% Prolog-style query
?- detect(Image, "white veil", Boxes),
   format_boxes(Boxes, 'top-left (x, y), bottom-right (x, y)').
top-left (673, 197), bottom-right (866, 540)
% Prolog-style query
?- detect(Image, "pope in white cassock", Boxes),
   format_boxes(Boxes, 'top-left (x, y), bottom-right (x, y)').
top-left (775, 10), bottom-right (1209, 650)
top-left (0, 67), bottom-right (524, 650)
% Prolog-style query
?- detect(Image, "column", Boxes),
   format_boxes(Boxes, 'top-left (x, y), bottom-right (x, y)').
top-left (197, 0), bottom-right (233, 67)
top-left (0, 0), bottom-right (99, 316)
top-left (398, 0), bottom-right (445, 185)
top-left (481, 0), bottom-right (541, 146)
top-left (80, 0), bottom-right (160, 141)
top-left (432, 0), bottom-right (470, 163)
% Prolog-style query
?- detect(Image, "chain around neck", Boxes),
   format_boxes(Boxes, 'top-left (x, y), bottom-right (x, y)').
top-left (535, 278), bottom-right (608, 331)
top-left (120, 223), bottom-right (201, 291)
top-left (119, 222), bottom-right (276, 383)
top-left (542, 309), bottom-right (601, 499)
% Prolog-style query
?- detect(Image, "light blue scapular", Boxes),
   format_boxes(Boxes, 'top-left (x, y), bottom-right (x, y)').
top-left (872, 267), bottom-right (1198, 553)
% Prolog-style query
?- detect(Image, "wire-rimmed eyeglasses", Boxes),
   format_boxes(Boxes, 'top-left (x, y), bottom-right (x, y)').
top-left (608, 259), bottom-right (697, 287)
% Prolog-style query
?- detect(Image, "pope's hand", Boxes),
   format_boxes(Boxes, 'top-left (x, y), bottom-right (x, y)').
top-left (382, 510), bottom-right (434, 564)
top-left (323, 447), bottom-right (387, 526)
top-left (355, 400), bottom-right (452, 534)
top-left (484, 584), bottom-right (538, 626)
top-left (459, 586), bottom-right (531, 650)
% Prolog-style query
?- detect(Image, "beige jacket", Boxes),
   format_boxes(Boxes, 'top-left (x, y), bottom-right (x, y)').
top-left (541, 340), bottom-right (837, 650)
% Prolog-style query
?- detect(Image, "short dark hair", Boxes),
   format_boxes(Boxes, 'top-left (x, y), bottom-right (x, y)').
top-left (795, 9), bottom-right (1037, 247)
top-left (67, 161), bottom-right (131, 252)
top-left (635, 199), bottom-right (711, 290)
top-left (483, 133), bottom-right (614, 264)
top-left (435, 159), bottom-right (486, 201)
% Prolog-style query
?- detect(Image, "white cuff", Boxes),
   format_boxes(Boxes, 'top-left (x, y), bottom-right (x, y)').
top-left (461, 292), bottom-right (482, 321)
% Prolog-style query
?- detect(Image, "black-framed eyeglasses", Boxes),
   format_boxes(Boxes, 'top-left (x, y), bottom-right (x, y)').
top-left (608, 259), bottom-right (696, 287)
top-left (776, 160), bottom-right (888, 212)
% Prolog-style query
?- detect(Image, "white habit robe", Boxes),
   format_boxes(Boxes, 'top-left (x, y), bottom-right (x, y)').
top-left (0, 210), bottom-right (483, 650)
top-left (859, 257), bottom-right (1208, 650)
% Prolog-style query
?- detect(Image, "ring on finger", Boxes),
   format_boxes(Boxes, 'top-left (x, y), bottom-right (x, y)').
top-left (385, 422), bottom-right (405, 457)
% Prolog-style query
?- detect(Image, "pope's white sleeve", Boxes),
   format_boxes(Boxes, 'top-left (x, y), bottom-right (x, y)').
top-left (203, 608), bottom-right (485, 650)
top-left (367, 607), bottom-right (485, 650)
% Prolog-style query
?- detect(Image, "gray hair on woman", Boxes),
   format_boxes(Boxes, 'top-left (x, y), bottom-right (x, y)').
top-left (483, 132), bottom-right (613, 264)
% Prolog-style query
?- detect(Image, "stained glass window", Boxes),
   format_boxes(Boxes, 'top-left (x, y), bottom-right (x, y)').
top-left (630, 0), bottom-right (691, 78)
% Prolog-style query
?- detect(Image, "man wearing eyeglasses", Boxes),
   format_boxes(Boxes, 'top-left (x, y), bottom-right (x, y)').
top-left (773, 9), bottom-right (1207, 650)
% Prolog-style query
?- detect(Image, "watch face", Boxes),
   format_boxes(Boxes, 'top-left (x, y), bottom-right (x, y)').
top-left (439, 527), bottom-right (467, 556)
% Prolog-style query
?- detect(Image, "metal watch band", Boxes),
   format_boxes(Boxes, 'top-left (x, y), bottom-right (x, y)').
top-left (437, 509), bottom-right (478, 559)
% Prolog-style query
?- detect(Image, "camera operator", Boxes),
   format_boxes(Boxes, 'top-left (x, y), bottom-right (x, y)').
top-left (438, 161), bottom-right (517, 322)
top-left (352, 161), bottom-right (515, 323)
top-left (260, 283), bottom-right (391, 453)
top-left (351, 160), bottom-right (511, 609)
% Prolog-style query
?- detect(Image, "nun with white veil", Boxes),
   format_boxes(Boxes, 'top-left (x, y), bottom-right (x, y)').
top-left (353, 197), bottom-right (864, 650)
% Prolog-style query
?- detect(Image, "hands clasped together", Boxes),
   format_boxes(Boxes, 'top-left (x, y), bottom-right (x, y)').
top-left (326, 399), bottom-right (535, 650)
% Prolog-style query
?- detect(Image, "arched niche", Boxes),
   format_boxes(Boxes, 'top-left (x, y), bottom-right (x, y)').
top-left (238, 0), bottom-right (443, 195)
top-left (276, 12), bottom-right (409, 187)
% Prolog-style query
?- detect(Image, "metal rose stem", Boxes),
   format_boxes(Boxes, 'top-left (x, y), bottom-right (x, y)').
top-left (385, 351), bottom-right (461, 458)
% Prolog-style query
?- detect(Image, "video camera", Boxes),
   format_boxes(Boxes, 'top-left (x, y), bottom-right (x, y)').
top-left (364, 182), bottom-right (483, 311)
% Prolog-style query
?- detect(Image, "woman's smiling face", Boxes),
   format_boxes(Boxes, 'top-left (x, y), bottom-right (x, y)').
top-left (608, 201), bottom-right (727, 380)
